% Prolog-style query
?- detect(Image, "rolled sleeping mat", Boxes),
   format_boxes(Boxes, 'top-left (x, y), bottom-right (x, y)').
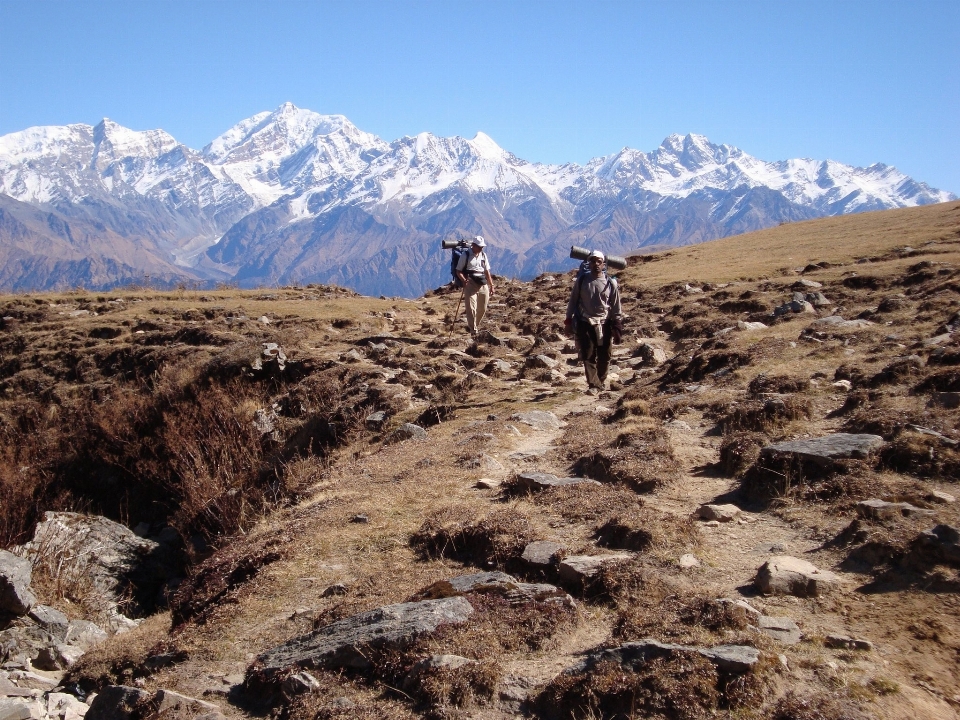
top-left (441, 238), bottom-right (463, 250)
top-left (570, 245), bottom-right (627, 270)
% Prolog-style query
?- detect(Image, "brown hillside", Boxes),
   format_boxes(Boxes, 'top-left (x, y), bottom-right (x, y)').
top-left (1, 200), bottom-right (959, 719)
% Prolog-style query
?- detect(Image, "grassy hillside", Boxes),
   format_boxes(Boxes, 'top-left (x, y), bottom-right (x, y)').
top-left (1, 201), bottom-right (959, 719)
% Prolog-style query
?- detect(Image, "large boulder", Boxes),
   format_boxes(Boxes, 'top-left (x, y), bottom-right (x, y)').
top-left (557, 554), bottom-right (633, 586)
top-left (760, 434), bottom-right (885, 468)
top-left (415, 571), bottom-right (573, 606)
top-left (253, 596), bottom-right (474, 676)
top-left (0, 550), bottom-right (37, 616)
top-left (511, 473), bottom-right (600, 493)
top-left (17, 512), bottom-right (180, 617)
top-left (83, 686), bottom-right (152, 720)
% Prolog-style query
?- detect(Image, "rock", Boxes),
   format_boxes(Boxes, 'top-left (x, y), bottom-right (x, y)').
top-left (568, 638), bottom-right (760, 676)
top-left (475, 478), bottom-right (500, 490)
top-left (757, 616), bottom-right (801, 644)
top-left (0, 624), bottom-right (56, 666)
top-left (26, 606), bottom-right (69, 640)
top-left (636, 343), bottom-right (667, 366)
top-left (254, 597), bottom-right (474, 675)
top-left (521, 541), bottom-right (563, 568)
top-left (252, 408), bottom-right (277, 436)
top-left (341, 349), bottom-right (363, 363)
top-left (17, 512), bottom-right (177, 618)
top-left (806, 292), bottom-right (831, 307)
top-left (678, 554), bottom-right (700, 568)
top-left (485, 359), bottom-right (513, 376)
top-left (926, 490), bottom-right (956, 504)
top-left (793, 279), bottom-right (823, 289)
top-left (496, 674), bottom-right (539, 713)
top-left (34, 643), bottom-right (85, 670)
top-left (512, 472), bottom-right (600, 492)
top-left (716, 598), bottom-right (761, 622)
top-left (6, 671), bottom-right (58, 692)
top-left (833, 379), bottom-right (852, 391)
top-left (387, 423), bottom-right (427, 443)
top-left (259, 343), bottom-right (286, 371)
top-left (0, 698), bottom-right (44, 720)
top-left (754, 556), bottom-right (842, 597)
top-left (856, 499), bottom-right (935, 521)
top-left (350, 514), bottom-right (369, 524)
top-left (910, 524), bottom-right (960, 566)
top-left (416, 572), bottom-right (572, 606)
top-left (321, 583), bottom-right (348, 598)
top-left (0, 551), bottom-right (37, 616)
top-left (463, 454), bottom-right (503, 471)
top-left (824, 634), bottom-right (873, 651)
top-left (812, 316), bottom-right (874, 329)
top-left (666, 420), bottom-right (692, 431)
top-left (525, 354), bottom-right (558, 369)
top-left (760, 433), bottom-right (884, 468)
top-left (558, 554), bottom-right (633, 585)
top-left (509, 411), bottom-right (561, 431)
top-left (47, 693), bottom-right (89, 719)
top-left (80, 686), bottom-right (152, 720)
top-left (63, 620), bottom-right (108, 651)
top-left (736, 321), bottom-right (768, 331)
top-left (928, 392), bottom-right (960, 409)
top-left (696, 504), bottom-right (741, 522)
top-left (154, 689), bottom-right (221, 716)
top-left (364, 411), bottom-right (388, 430)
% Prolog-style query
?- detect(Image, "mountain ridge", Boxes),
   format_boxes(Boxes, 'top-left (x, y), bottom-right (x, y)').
top-left (0, 103), bottom-right (954, 295)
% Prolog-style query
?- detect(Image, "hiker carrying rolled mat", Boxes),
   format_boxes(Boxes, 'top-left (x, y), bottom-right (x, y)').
top-left (455, 235), bottom-right (496, 336)
top-left (564, 249), bottom-right (623, 394)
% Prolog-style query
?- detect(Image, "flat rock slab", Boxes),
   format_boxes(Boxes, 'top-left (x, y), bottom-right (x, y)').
top-left (513, 473), bottom-right (600, 492)
top-left (825, 634), bottom-right (873, 651)
top-left (558, 554), bottom-right (633, 585)
top-left (856, 499), bottom-right (935, 521)
top-left (696, 504), bottom-right (741, 522)
top-left (761, 433), bottom-right (884, 467)
top-left (254, 597), bottom-right (474, 675)
top-left (568, 638), bottom-right (760, 676)
top-left (754, 556), bottom-right (842, 597)
top-left (757, 616), bottom-right (801, 644)
top-left (509, 411), bottom-right (561, 431)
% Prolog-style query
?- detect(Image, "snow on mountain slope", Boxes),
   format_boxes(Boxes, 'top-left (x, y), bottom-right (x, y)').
top-left (0, 103), bottom-right (955, 295)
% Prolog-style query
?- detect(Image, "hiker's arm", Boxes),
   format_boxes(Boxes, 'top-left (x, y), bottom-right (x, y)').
top-left (485, 267), bottom-right (495, 295)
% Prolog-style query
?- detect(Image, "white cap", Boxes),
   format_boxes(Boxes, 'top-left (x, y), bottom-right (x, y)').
top-left (472, 235), bottom-right (486, 248)
top-left (588, 249), bottom-right (605, 261)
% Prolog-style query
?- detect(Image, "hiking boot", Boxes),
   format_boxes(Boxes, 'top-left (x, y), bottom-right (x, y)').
top-left (585, 387), bottom-right (599, 396)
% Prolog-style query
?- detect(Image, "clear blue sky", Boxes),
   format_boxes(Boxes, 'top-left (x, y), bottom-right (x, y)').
top-left (2, 0), bottom-right (958, 193)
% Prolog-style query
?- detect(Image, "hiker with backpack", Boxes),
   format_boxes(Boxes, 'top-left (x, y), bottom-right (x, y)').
top-left (564, 249), bottom-right (623, 394)
top-left (454, 236), bottom-right (495, 336)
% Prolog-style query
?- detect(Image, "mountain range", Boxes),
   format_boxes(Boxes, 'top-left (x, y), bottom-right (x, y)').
top-left (0, 102), bottom-right (954, 296)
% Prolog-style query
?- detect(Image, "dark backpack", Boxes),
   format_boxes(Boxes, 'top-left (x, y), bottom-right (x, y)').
top-left (450, 241), bottom-right (471, 288)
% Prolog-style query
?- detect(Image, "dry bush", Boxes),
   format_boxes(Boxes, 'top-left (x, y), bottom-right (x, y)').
top-left (537, 655), bottom-right (720, 720)
top-left (169, 530), bottom-right (289, 626)
top-left (594, 506), bottom-right (699, 558)
top-left (661, 348), bottom-right (753, 384)
top-left (879, 431), bottom-right (960, 480)
top-left (64, 612), bottom-right (173, 692)
top-left (717, 396), bottom-right (813, 434)
top-left (616, 591), bottom-right (755, 646)
top-left (769, 691), bottom-right (869, 720)
top-left (409, 507), bottom-right (539, 568)
top-left (533, 483), bottom-right (643, 524)
top-left (748, 373), bottom-right (811, 396)
top-left (562, 414), bottom-right (682, 493)
top-left (717, 432), bottom-right (768, 478)
top-left (740, 459), bottom-right (887, 506)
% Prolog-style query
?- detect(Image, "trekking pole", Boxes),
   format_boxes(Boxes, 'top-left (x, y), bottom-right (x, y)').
top-left (448, 285), bottom-right (465, 336)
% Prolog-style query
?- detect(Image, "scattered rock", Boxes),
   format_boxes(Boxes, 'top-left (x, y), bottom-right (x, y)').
top-left (557, 554), bottom-right (633, 585)
top-left (416, 572), bottom-right (572, 606)
top-left (387, 423), bottom-right (427, 443)
top-left (84, 686), bottom-right (151, 720)
top-left (696, 504), bottom-right (741, 522)
top-left (281, 671), bottom-right (322, 697)
top-left (757, 616), bottom-right (801, 644)
top-left (567, 638), bottom-right (760, 676)
top-left (909, 524), bottom-right (960, 566)
top-left (754, 556), bottom-right (842, 597)
top-left (364, 411), bottom-right (388, 430)
top-left (475, 478), bottom-right (500, 490)
top-left (824, 634), bottom-right (873, 651)
top-left (253, 597), bottom-right (474, 675)
top-left (154, 689), bottom-right (221, 716)
top-left (737, 321), bottom-right (768, 331)
top-left (678, 554), bottom-right (700, 568)
top-left (855, 499), bottom-right (934, 521)
top-left (521, 541), bottom-right (564, 568)
top-left (509, 411), bottom-right (561, 431)
top-left (760, 433), bottom-right (885, 468)
top-left (511, 472), bottom-right (600, 492)
top-left (926, 490), bottom-right (956, 504)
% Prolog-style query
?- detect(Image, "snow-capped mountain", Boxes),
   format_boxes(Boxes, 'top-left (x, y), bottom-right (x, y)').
top-left (0, 103), bottom-right (954, 295)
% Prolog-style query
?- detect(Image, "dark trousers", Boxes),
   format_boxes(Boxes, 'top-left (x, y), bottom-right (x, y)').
top-left (576, 320), bottom-right (612, 389)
